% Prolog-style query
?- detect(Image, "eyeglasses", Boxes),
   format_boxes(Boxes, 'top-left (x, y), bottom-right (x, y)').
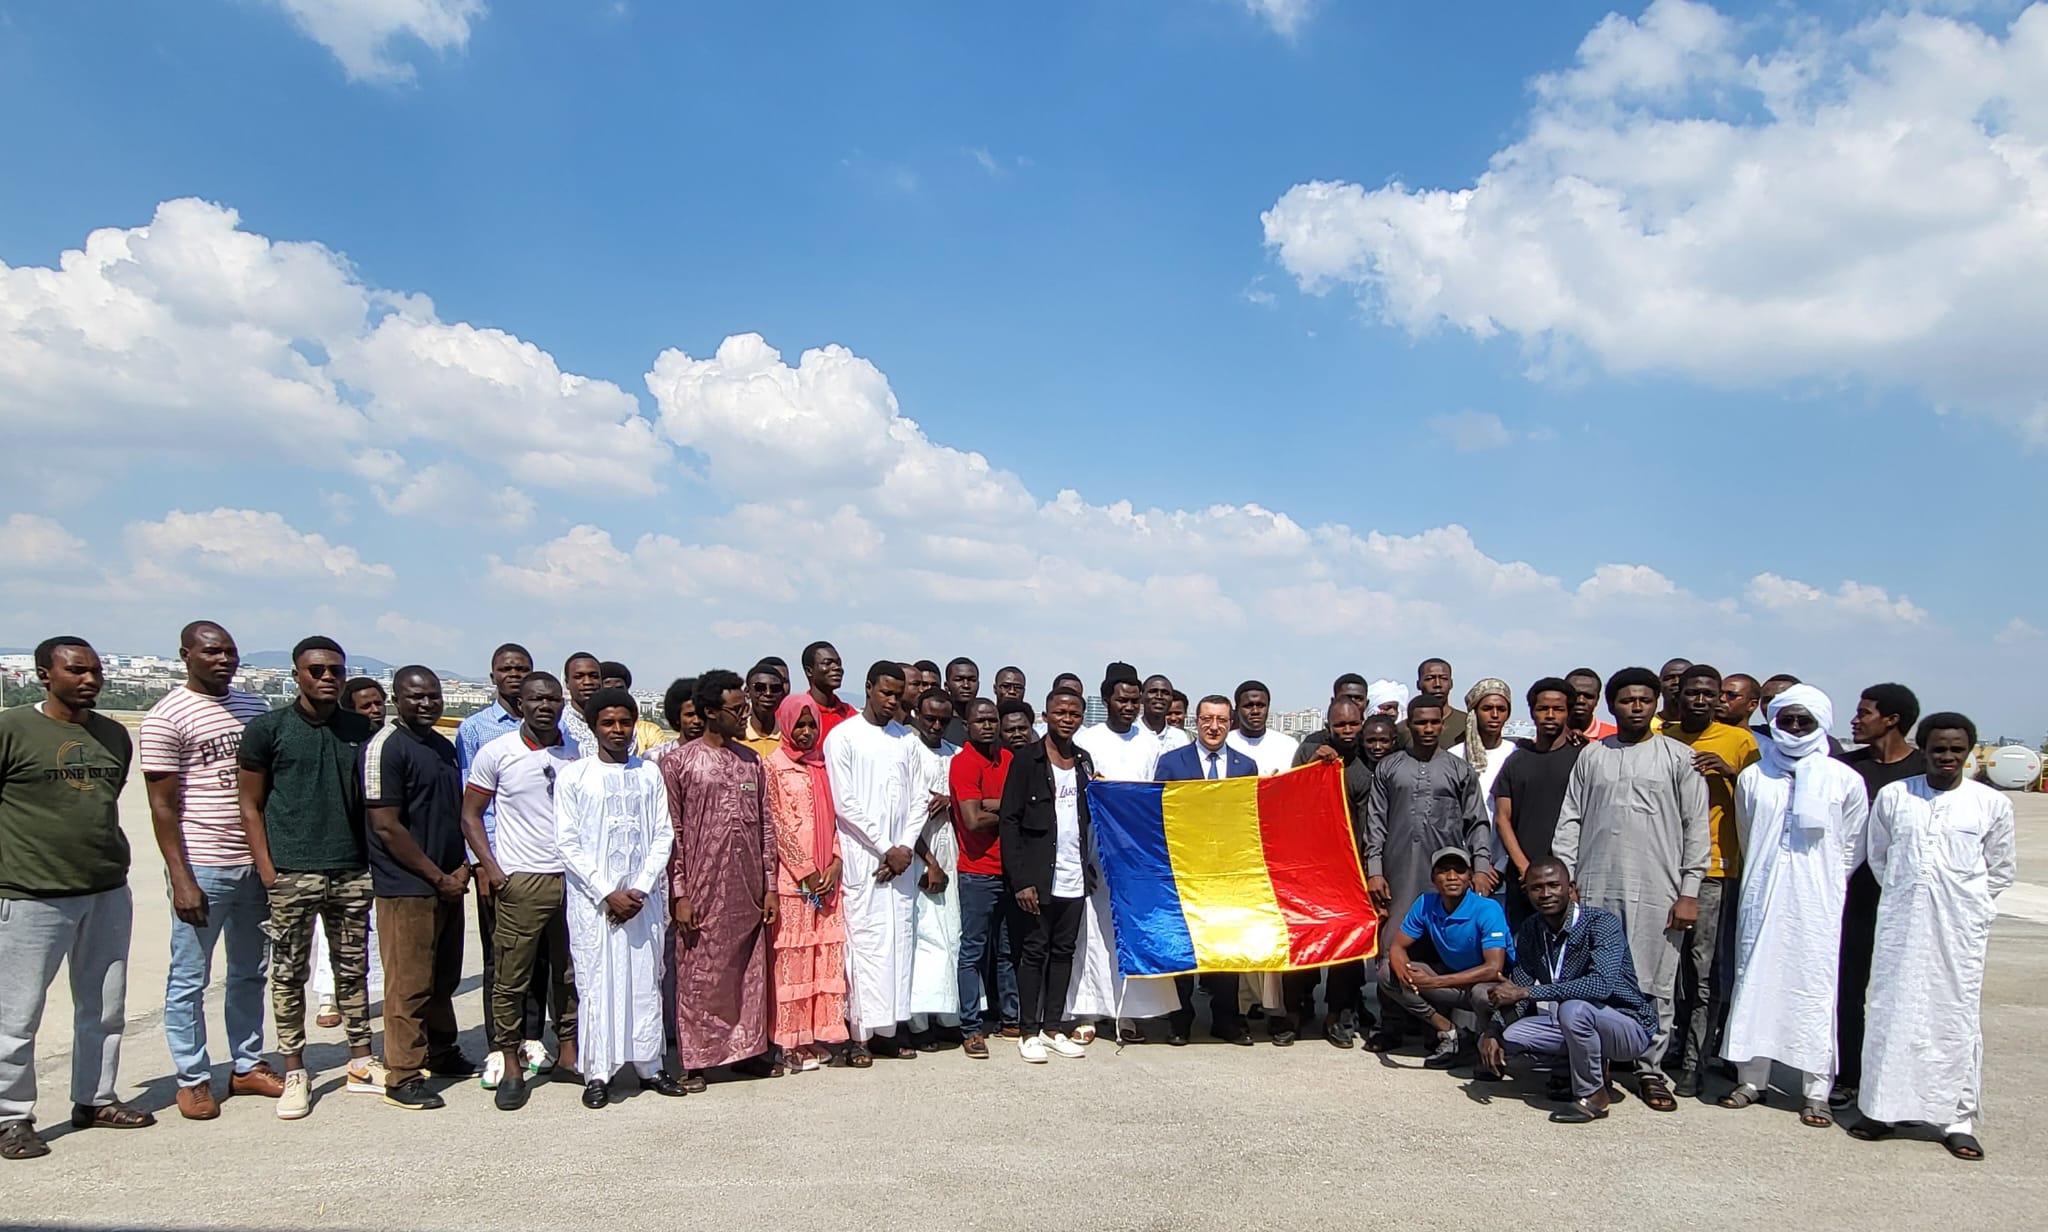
top-left (719, 703), bottom-right (749, 718)
top-left (304, 664), bottom-right (344, 679)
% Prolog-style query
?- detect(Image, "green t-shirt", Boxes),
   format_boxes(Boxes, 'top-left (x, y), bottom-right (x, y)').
top-left (0, 704), bottom-right (133, 899)
top-left (237, 703), bottom-right (373, 873)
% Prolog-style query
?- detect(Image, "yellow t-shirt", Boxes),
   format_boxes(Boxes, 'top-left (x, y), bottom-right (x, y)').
top-left (1661, 721), bottom-right (1760, 878)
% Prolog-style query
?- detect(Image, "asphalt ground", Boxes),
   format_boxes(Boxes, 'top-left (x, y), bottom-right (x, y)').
top-left (6, 777), bottom-right (2044, 1231)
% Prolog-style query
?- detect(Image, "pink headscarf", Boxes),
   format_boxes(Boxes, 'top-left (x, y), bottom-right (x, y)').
top-left (773, 693), bottom-right (835, 871)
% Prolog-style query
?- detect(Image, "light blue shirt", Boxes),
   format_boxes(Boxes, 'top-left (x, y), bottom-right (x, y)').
top-left (455, 700), bottom-right (521, 850)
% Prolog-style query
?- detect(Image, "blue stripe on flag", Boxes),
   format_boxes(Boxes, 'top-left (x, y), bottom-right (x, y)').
top-left (1087, 781), bottom-right (1197, 976)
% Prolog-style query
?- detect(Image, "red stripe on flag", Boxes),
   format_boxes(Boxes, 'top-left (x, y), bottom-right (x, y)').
top-left (1254, 761), bottom-right (1380, 967)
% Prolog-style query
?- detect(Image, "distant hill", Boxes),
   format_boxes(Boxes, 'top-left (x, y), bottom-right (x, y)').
top-left (242, 651), bottom-right (477, 681)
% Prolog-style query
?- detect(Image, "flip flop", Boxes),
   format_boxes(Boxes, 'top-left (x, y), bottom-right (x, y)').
top-left (1943, 1132), bottom-right (1985, 1161)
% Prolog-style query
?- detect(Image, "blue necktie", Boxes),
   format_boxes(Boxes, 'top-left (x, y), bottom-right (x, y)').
top-left (1206, 751), bottom-right (1220, 780)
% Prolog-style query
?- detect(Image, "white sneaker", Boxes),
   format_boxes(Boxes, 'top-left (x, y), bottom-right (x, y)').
top-left (1046, 1032), bottom-right (1087, 1060)
top-left (520, 1040), bottom-right (554, 1076)
top-left (481, 1051), bottom-right (505, 1090)
top-left (276, 1069), bottom-right (312, 1120)
top-left (346, 1058), bottom-right (388, 1093)
top-left (1018, 1034), bottom-right (1049, 1064)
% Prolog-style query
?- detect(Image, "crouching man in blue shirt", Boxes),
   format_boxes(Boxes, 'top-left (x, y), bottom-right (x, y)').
top-left (1478, 857), bottom-right (1659, 1123)
top-left (1378, 846), bottom-right (1515, 1070)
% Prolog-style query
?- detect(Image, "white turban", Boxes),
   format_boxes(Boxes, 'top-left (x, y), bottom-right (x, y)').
top-left (1760, 683), bottom-right (1835, 835)
top-left (1367, 680), bottom-right (1410, 720)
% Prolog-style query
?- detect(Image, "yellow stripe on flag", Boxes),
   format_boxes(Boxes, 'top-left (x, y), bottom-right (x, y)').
top-left (1159, 779), bottom-right (1290, 970)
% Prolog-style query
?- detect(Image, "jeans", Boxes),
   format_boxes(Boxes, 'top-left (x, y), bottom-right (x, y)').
top-left (0, 888), bottom-right (131, 1125)
top-left (164, 863), bottom-right (270, 1087)
top-left (1677, 875), bottom-right (1730, 1072)
top-left (1501, 1001), bottom-right (1654, 1100)
top-left (955, 873), bottom-right (1017, 1036)
top-left (1376, 960), bottom-right (1492, 1024)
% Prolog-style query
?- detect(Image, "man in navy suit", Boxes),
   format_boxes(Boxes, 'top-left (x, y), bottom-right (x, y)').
top-left (1158, 695), bottom-right (1258, 1046)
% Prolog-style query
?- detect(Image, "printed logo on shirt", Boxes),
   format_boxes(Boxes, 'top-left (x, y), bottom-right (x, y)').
top-left (50, 740), bottom-right (120, 792)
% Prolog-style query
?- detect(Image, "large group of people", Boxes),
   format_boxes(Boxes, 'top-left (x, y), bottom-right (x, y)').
top-left (0, 629), bottom-right (2017, 1165)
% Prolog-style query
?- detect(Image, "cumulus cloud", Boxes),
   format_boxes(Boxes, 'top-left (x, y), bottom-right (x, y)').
top-left (124, 508), bottom-right (396, 589)
top-left (1262, 0), bottom-right (2048, 438)
top-left (262, 0), bottom-right (486, 84)
top-left (0, 198), bottom-right (668, 492)
top-left (0, 514), bottom-right (88, 569)
top-left (374, 463), bottom-right (536, 529)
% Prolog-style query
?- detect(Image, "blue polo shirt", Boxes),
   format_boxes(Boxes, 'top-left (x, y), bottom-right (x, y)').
top-left (1399, 890), bottom-right (1515, 972)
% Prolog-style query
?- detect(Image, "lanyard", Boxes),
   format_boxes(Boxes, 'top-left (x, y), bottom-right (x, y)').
top-left (1543, 904), bottom-right (1579, 985)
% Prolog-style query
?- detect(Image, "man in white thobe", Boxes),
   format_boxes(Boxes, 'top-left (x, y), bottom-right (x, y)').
top-left (1857, 711), bottom-right (2016, 1160)
top-left (905, 691), bottom-right (962, 1037)
top-left (554, 689), bottom-right (684, 1104)
top-left (1068, 669), bottom-right (1180, 1035)
top-left (823, 664), bottom-right (919, 1052)
top-left (1720, 685), bottom-right (1868, 1120)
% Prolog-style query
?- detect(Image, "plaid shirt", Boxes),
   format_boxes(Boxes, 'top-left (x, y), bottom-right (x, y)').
top-left (1501, 904), bottom-right (1658, 1035)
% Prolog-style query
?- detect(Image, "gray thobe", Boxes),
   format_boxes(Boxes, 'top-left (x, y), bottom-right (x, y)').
top-left (1365, 749), bottom-right (1490, 926)
top-left (1551, 734), bottom-right (1709, 1066)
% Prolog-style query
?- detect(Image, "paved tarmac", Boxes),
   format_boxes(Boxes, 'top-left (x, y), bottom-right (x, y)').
top-left (7, 776), bottom-right (2046, 1230)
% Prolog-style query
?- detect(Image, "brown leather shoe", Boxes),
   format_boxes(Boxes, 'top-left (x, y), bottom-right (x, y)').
top-left (176, 1084), bottom-right (220, 1121)
top-left (229, 1062), bottom-right (286, 1099)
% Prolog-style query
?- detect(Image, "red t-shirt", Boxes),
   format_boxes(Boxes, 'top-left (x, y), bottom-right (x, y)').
top-left (949, 742), bottom-right (1010, 876)
top-left (811, 697), bottom-right (858, 741)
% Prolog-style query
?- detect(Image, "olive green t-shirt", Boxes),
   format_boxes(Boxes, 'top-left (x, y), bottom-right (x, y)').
top-left (0, 704), bottom-right (133, 899)
top-left (237, 703), bottom-right (373, 873)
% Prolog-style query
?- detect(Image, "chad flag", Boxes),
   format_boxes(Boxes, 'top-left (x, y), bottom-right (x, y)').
top-left (1085, 760), bottom-right (1380, 977)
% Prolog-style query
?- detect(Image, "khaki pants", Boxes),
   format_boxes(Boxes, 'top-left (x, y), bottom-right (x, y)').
top-left (488, 874), bottom-right (576, 1052)
top-left (377, 896), bottom-right (464, 1085)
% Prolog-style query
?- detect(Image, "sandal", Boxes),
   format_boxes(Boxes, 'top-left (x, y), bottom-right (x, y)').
top-left (0, 1121), bottom-right (50, 1160)
top-left (1718, 1083), bottom-right (1763, 1110)
top-left (733, 1054), bottom-right (786, 1079)
top-left (1637, 1074), bottom-right (1678, 1112)
top-left (315, 1005), bottom-right (342, 1029)
top-left (1944, 1132), bottom-right (1985, 1162)
top-left (1071, 1023), bottom-right (1098, 1045)
top-left (1799, 1102), bottom-right (1833, 1129)
top-left (844, 1043), bottom-right (873, 1069)
top-left (68, 1101), bottom-right (156, 1130)
top-left (1849, 1119), bottom-right (1896, 1141)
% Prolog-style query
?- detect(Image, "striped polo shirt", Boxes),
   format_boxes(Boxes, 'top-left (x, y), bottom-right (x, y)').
top-left (138, 685), bottom-right (273, 866)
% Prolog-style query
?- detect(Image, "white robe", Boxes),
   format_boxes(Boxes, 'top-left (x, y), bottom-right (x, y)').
top-left (1067, 723), bottom-right (1181, 1021)
top-left (825, 715), bottom-right (918, 1038)
top-left (907, 737), bottom-right (962, 1017)
top-left (554, 755), bottom-right (674, 1081)
top-left (1720, 757), bottom-right (1868, 1077)
top-left (1861, 777), bottom-right (2016, 1127)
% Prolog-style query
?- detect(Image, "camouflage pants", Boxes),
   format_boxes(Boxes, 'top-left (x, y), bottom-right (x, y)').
top-left (266, 870), bottom-right (374, 1053)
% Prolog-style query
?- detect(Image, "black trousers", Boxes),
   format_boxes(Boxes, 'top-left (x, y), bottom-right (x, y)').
top-left (1010, 893), bottom-right (1086, 1036)
top-left (1170, 973), bottom-right (1245, 1037)
top-left (1836, 864), bottom-right (1881, 1088)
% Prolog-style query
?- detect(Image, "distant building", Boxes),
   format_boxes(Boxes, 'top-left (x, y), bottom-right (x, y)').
top-left (1274, 708), bottom-right (1324, 737)
top-left (1083, 694), bottom-right (1107, 726)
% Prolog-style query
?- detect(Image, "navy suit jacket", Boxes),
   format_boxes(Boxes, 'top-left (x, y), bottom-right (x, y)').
top-left (1157, 743), bottom-right (1258, 782)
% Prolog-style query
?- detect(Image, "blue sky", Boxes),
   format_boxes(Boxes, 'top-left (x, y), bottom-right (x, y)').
top-left (3, 1), bottom-right (2044, 737)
